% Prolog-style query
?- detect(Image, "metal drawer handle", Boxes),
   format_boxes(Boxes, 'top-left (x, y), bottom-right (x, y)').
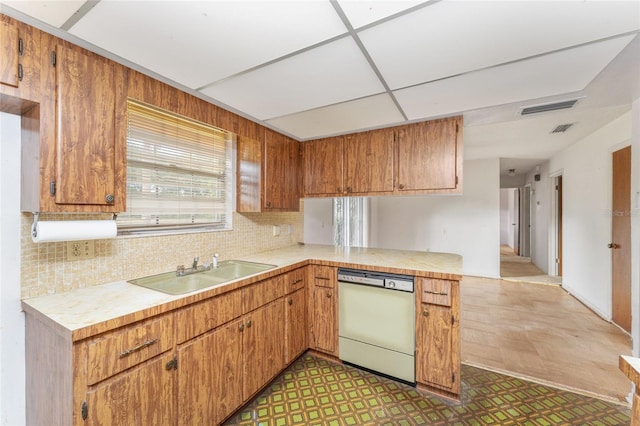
top-left (424, 290), bottom-right (448, 296)
top-left (119, 338), bottom-right (158, 358)
top-left (316, 277), bottom-right (330, 281)
top-left (291, 278), bottom-right (303, 285)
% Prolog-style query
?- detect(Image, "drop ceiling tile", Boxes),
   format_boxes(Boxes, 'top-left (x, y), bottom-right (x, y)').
top-left (1, 0), bottom-right (84, 27)
top-left (201, 37), bottom-right (385, 121)
top-left (336, 0), bottom-right (427, 29)
top-left (394, 35), bottom-right (635, 121)
top-left (68, 0), bottom-right (347, 89)
top-left (266, 94), bottom-right (404, 140)
top-left (360, 1), bottom-right (640, 89)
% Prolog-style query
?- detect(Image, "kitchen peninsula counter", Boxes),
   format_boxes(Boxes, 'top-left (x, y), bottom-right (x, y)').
top-left (22, 244), bottom-right (462, 341)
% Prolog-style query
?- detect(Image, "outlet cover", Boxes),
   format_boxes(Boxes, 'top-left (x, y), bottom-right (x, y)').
top-left (66, 240), bottom-right (95, 261)
top-left (272, 225), bottom-right (281, 237)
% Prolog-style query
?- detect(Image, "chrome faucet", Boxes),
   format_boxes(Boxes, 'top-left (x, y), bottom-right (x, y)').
top-left (192, 256), bottom-right (199, 270)
top-left (212, 253), bottom-right (219, 269)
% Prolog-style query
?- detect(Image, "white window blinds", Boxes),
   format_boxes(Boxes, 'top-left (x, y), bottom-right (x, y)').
top-left (117, 100), bottom-right (234, 232)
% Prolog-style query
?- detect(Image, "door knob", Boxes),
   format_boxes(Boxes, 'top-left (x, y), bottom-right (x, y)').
top-left (608, 243), bottom-right (620, 249)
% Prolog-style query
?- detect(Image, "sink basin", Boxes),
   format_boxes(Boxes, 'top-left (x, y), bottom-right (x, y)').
top-left (128, 260), bottom-right (277, 295)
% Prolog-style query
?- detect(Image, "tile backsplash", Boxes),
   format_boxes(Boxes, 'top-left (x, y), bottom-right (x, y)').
top-left (21, 206), bottom-right (304, 298)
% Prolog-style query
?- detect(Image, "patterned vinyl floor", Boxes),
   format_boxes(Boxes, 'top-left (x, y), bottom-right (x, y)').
top-left (224, 354), bottom-right (631, 426)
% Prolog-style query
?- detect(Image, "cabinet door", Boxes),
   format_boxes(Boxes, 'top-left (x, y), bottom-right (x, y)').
top-left (396, 118), bottom-right (459, 191)
top-left (85, 354), bottom-right (175, 425)
top-left (243, 299), bottom-right (285, 400)
top-left (55, 43), bottom-right (116, 206)
top-left (303, 137), bottom-right (343, 196)
top-left (285, 288), bottom-right (308, 364)
top-left (263, 129), bottom-right (300, 211)
top-left (344, 128), bottom-right (394, 194)
top-left (416, 303), bottom-right (455, 390)
top-left (311, 286), bottom-right (337, 355)
top-left (0, 17), bottom-right (19, 88)
top-left (177, 320), bottom-right (243, 425)
top-left (237, 136), bottom-right (262, 213)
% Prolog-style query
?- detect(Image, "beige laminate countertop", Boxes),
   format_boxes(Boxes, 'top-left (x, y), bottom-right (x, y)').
top-left (22, 244), bottom-right (462, 341)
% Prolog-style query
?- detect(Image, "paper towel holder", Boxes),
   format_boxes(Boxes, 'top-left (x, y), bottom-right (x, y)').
top-left (31, 212), bottom-right (118, 240)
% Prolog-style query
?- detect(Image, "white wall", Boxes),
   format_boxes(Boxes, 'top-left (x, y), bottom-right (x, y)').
top-left (525, 162), bottom-right (551, 273)
top-left (369, 159), bottom-right (501, 277)
top-left (0, 112), bottom-right (25, 426)
top-left (549, 110), bottom-right (633, 319)
top-left (303, 198), bottom-right (335, 245)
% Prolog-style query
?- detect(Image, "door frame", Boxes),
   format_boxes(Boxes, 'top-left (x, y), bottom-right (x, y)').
top-left (549, 171), bottom-right (563, 277)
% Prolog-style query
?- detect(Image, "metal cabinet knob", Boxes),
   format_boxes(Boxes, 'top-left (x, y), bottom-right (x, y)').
top-left (288, 298), bottom-right (293, 306)
top-left (247, 319), bottom-right (252, 328)
top-left (423, 310), bottom-right (429, 317)
top-left (326, 292), bottom-right (332, 298)
top-left (105, 194), bottom-right (115, 203)
top-left (398, 184), bottom-right (405, 190)
top-left (239, 323), bottom-right (245, 331)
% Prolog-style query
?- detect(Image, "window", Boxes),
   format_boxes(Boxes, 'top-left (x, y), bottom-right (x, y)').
top-left (117, 100), bottom-right (234, 234)
top-left (333, 197), bottom-right (369, 247)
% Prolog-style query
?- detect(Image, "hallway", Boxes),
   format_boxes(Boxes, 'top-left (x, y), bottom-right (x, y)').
top-left (460, 276), bottom-right (632, 403)
top-left (500, 245), bottom-right (563, 285)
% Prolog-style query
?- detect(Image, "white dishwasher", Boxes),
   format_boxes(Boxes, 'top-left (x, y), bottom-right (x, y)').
top-left (338, 268), bottom-right (415, 384)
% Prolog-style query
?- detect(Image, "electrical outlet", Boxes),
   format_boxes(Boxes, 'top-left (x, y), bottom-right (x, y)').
top-left (272, 225), bottom-right (281, 237)
top-left (66, 240), bottom-right (95, 261)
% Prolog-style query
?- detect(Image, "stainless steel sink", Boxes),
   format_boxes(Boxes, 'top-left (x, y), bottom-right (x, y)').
top-left (128, 260), bottom-right (277, 295)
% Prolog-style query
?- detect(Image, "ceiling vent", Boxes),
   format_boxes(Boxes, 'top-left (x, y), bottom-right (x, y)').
top-left (520, 99), bottom-right (580, 116)
top-left (551, 123), bottom-right (574, 134)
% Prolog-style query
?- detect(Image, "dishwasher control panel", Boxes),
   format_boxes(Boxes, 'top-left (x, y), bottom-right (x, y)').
top-left (337, 268), bottom-right (414, 292)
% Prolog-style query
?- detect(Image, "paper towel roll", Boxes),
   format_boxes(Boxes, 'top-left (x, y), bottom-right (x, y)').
top-left (31, 220), bottom-right (117, 243)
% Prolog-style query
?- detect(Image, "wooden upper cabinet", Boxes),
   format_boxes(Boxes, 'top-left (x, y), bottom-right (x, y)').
top-left (396, 116), bottom-right (461, 192)
top-left (0, 16), bottom-right (19, 88)
top-left (55, 43), bottom-right (116, 206)
top-left (263, 129), bottom-right (300, 211)
top-left (237, 130), bottom-right (301, 213)
top-left (344, 128), bottom-right (394, 194)
top-left (303, 136), bottom-right (343, 196)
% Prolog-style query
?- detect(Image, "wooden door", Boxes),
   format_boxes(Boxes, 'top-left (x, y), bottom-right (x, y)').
top-left (55, 43), bottom-right (116, 206)
top-left (237, 136), bottom-right (262, 213)
top-left (263, 130), bottom-right (300, 211)
top-left (85, 355), bottom-right (175, 425)
top-left (177, 320), bottom-right (243, 425)
top-left (0, 17), bottom-right (19, 88)
top-left (285, 288), bottom-right (308, 364)
top-left (415, 303), bottom-right (454, 390)
top-left (396, 118), bottom-right (458, 191)
top-left (243, 300), bottom-right (285, 400)
top-left (311, 286), bottom-right (337, 355)
top-left (303, 137), bottom-right (343, 196)
top-left (611, 146), bottom-right (631, 333)
top-left (557, 176), bottom-right (563, 276)
top-left (344, 128), bottom-right (394, 194)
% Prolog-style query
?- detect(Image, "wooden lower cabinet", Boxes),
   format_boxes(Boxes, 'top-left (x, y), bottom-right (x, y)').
top-left (25, 267), bottom-right (463, 425)
top-left (285, 287), bottom-right (308, 364)
top-left (309, 266), bottom-right (338, 356)
top-left (177, 320), bottom-right (243, 425)
top-left (85, 354), bottom-right (176, 425)
top-left (415, 278), bottom-right (460, 398)
top-left (243, 299), bottom-right (285, 399)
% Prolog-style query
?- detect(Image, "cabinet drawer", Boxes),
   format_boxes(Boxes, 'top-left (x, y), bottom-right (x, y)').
top-left (312, 266), bottom-right (335, 289)
top-left (244, 275), bottom-right (285, 313)
top-left (87, 314), bottom-right (173, 385)
top-left (421, 279), bottom-right (451, 306)
top-left (283, 268), bottom-right (306, 294)
top-left (175, 290), bottom-right (243, 344)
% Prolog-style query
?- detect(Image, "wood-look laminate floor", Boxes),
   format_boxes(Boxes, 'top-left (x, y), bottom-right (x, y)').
top-left (461, 276), bottom-right (632, 404)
